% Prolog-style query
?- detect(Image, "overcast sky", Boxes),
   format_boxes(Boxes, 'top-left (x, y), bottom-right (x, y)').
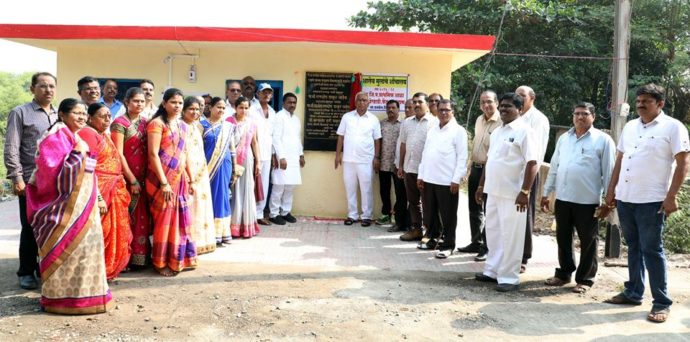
top-left (0, 0), bottom-right (382, 73)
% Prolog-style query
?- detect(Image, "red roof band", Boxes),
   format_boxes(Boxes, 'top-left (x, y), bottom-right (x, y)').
top-left (0, 24), bottom-right (495, 51)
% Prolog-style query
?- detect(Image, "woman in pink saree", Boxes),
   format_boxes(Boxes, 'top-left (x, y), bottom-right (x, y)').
top-left (26, 98), bottom-right (112, 314)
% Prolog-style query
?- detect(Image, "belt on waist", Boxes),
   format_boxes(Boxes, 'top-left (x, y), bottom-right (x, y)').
top-left (472, 163), bottom-right (484, 168)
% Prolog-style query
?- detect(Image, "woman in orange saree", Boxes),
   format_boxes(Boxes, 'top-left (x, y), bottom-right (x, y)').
top-left (78, 103), bottom-right (132, 280)
top-left (111, 87), bottom-right (151, 267)
top-left (146, 88), bottom-right (197, 277)
top-left (27, 98), bottom-right (112, 314)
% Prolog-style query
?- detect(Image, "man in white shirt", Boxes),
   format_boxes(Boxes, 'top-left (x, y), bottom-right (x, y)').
top-left (603, 84), bottom-right (690, 323)
top-left (335, 92), bottom-right (382, 226)
top-left (397, 93), bottom-right (439, 242)
top-left (515, 85), bottom-right (550, 271)
top-left (475, 93), bottom-right (539, 292)
top-left (541, 102), bottom-right (616, 293)
top-left (250, 83), bottom-right (276, 225)
top-left (269, 93), bottom-right (305, 225)
top-left (417, 99), bottom-right (468, 258)
top-left (224, 81), bottom-right (242, 118)
top-left (140, 79), bottom-right (157, 119)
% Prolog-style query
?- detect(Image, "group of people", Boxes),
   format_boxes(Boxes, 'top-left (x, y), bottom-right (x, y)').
top-left (4, 73), bottom-right (306, 314)
top-left (4, 72), bottom-right (688, 323)
top-left (336, 86), bottom-right (688, 324)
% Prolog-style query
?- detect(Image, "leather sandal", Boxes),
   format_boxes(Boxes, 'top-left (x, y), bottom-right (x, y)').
top-left (571, 284), bottom-right (591, 294)
top-left (344, 218), bottom-right (355, 226)
top-left (544, 277), bottom-right (570, 286)
top-left (647, 307), bottom-right (670, 323)
top-left (604, 293), bottom-right (642, 306)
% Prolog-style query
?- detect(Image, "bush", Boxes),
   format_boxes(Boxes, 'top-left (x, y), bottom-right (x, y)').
top-left (664, 182), bottom-right (690, 253)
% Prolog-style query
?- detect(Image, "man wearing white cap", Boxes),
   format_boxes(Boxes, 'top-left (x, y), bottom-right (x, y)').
top-left (250, 82), bottom-right (276, 225)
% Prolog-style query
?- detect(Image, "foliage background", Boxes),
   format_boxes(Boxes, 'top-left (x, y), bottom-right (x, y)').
top-left (0, 71), bottom-right (33, 180)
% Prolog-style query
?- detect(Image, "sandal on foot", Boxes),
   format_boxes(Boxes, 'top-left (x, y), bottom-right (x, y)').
top-left (571, 284), bottom-right (591, 294)
top-left (344, 218), bottom-right (355, 226)
top-left (544, 277), bottom-right (570, 286)
top-left (647, 307), bottom-right (670, 323)
top-left (604, 293), bottom-right (642, 306)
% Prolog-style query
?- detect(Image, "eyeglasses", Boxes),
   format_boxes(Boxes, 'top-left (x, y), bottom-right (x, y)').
top-left (438, 109), bottom-right (452, 113)
top-left (228, 89), bottom-right (241, 93)
top-left (81, 87), bottom-right (99, 92)
top-left (93, 113), bottom-right (112, 120)
top-left (428, 99), bottom-right (440, 103)
top-left (70, 111), bottom-right (88, 117)
top-left (572, 112), bottom-right (592, 117)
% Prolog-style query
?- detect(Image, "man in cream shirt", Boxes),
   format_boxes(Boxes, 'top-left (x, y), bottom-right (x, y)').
top-left (250, 83), bottom-right (276, 225)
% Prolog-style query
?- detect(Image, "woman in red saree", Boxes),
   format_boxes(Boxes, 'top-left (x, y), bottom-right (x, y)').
top-left (111, 87), bottom-right (150, 267)
top-left (146, 88), bottom-right (197, 277)
top-left (27, 98), bottom-right (112, 314)
top-left (78, 103), bottom-right (132, 280)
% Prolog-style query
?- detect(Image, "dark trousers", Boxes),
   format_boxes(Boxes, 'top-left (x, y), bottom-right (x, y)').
top-left (379, 170), bottom-right (410, 228)
top-left (404, 173), bottom-right (423, 230)
top-left (17, 195), bottom-right (39, 277)
top-left (554, 200), bottom-right (599, 286)
top-left (523, 173), bottom-right (539, 264)
top-left (423, 182), bottom-right (459, 250)
top-left (467, 165), bottom-right (487, 252)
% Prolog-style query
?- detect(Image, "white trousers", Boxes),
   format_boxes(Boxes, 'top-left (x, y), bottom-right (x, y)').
top-left (483, 195), bottom-right (527, 285)
top-left (342, 162), bottom-right (374, 220)
top-left (269, 184), bottom-right (295, 217)
top-left (255, 160), bottom-right (271, 217)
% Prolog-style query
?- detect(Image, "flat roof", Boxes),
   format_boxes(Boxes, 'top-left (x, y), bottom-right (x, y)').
top-left (0, 24), bottom-right (494, 51)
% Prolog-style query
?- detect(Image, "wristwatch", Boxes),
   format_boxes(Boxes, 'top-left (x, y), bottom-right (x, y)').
top-left (520, 189), bottom-right (530, 196)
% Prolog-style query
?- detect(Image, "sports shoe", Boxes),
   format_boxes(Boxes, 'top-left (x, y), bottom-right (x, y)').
top-left (375, 215), bottom-right (391, 225)
top-left (269, 216), bottom-right (287, 225)
top-left (281, 213), bottom-right (297, 223)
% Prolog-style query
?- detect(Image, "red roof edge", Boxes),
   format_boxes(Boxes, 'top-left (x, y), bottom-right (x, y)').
top-left (0, 24), bottom-right (495, 51)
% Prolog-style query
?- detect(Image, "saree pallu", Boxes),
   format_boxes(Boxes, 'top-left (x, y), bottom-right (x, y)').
top-left (230, 118), bottom-right (260, 238)
top-left (111, 115), bottom-right (151, 266)
top-left (146, 120), bottom-right (197, 272)
top-left (26, 123), bottom-right (112, 314)
top-left (186, 122), bottom-right (216, 254)
top-left (202, 120), bottom-right (234, 244)
top-left (79, 127), bottom-right (132, 280)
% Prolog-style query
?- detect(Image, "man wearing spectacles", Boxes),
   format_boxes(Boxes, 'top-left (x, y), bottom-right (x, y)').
top-left (77, 76), bottom-right (101, 106)
top-left (428, 93), bottom-right (443, 117)
top-left (4, 72), bottom-right (59, 290)
top-left (541, 102), bottom-right (615, 294)
top-left (224, 81), bottom-right (242, 118)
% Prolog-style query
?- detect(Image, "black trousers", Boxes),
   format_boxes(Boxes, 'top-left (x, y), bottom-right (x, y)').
top-left (554, 200), bottom-right (599, 286)
top-left (523, 172), bottom-right (539, 264)
top-left (423, 182), bottom-right (459, 250)
top-left (17, 195), bottom-right (39, 277)
top-left (379, 170), bottom-right (410, 228)
top-left (467, 165), bottom-right (487, 251)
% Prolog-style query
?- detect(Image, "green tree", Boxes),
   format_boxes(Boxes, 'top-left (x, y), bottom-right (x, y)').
top-left (0, 71), bottom-right (34, 178)
top-left (350, 0), bottom-right (690, 146)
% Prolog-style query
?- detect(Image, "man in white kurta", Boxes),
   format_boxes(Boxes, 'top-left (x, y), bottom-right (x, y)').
top-left (335, 92), bottom-right (382, 226)
top-left (475, 93), bottom-right (539, 292)
top-left (269, 93), bottom-right (304, 225)
top-left (250, 83), bottom-right (276, 225)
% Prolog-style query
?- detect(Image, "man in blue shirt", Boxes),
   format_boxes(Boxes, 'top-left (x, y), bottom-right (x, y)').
top-left (541, 102), bottom-right (615, 293)
top-left (100, 79), bottom-right (125, 119)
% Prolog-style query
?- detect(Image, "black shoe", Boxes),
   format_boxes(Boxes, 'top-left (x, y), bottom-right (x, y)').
top-left (282, 213), bottom-right (297, 223)
top-left (474, 272), bottom-right (497, 283)
top-left (457, 243), bottom-right (480, 253)
top-left (474, 251), bottom-right (487, 262)
top-left (417, 239), bottom-right (439, 250)
top-left (19, 275), bottom-right (38, 290)
top-left (269, 216), bottom-right (287, 225)
top-left (361, 219), bottom-right (372, 227)
top-left (496, 283), bottom-right (519, 292)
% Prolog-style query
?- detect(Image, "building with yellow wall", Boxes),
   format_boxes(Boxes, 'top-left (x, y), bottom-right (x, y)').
top-left (0, 24), bottom-right (493, 218)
